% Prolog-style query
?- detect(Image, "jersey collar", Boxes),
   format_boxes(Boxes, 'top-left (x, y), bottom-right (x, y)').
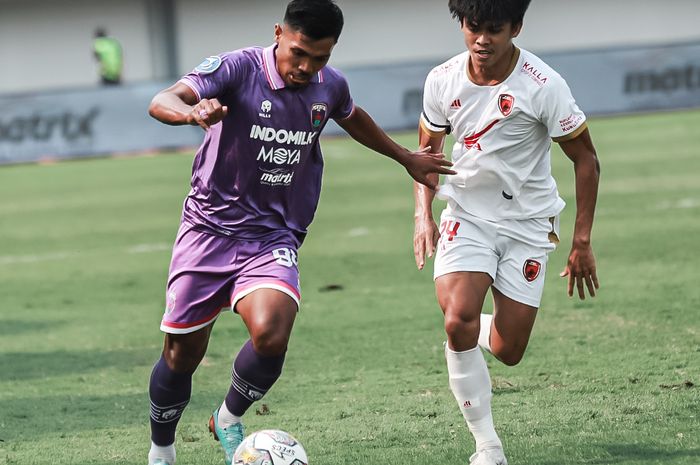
top-left (262, 44), bottom-right (323, 90)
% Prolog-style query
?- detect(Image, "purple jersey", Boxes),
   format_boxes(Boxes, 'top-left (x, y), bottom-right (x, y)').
top-left (179, 45), bottom-right (354, 242)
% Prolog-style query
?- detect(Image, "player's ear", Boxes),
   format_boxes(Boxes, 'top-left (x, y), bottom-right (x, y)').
top-left (274, 23), bottom-right (283, 43)
top-left (511, 21), bottom-right (523, 38)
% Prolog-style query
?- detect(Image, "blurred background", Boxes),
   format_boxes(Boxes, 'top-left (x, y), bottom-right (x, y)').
top-left (1, 0), bottom-right (699, 163)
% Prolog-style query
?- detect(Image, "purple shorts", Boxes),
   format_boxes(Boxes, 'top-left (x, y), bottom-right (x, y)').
top-left (160, 223), bottom-right (301, 334)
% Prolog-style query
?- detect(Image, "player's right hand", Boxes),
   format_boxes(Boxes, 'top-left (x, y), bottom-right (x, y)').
top-left (190, 98), bottom-right (228, 130)
top-left (413, 217), bottom-right (440, 270)
top-left (404, 146), bottom-right (456, 190)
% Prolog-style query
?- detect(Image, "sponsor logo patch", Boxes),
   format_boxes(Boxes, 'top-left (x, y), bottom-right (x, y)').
top-left (194, 56), bottom-right (222, 74)
top-left (559, 113), bottom-right (584, 133)
top-left (521, 61), bottom-right (548, 86)
top-left (450, 99), bottom-right (462, 109)
top-left (257, 146), bottom-right (301, 165)
top-left (311, 103), bottom-right (327, 128)
top-left (249, 125), bottom-right (316, 145)
top-left (523, 259), bottom-right (542, 282)
top-left (260, 168), bottom-right (294, 186)
top-left (498, 94), bottom-right (515, 116)
top-left (259, 100), bottom-right (272, 118)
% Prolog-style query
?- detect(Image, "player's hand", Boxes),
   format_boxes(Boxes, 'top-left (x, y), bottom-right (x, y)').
top-left (189, 98), bottom-right (228, 130)
top-left (560, 241), bottom-right (599, 299)
top-left (414, 216), bottom-right (440, 270)
top-left (404, 147), bottom-right (456, 189)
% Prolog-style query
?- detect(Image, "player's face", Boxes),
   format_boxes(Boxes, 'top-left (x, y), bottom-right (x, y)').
top-left (274, 24), bottom-right (335, 88)
top-left (461, 20), bottom-right (522, 69)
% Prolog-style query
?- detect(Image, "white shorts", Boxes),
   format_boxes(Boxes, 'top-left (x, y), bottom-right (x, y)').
top-left (433, 203), bottom-right (560, 308)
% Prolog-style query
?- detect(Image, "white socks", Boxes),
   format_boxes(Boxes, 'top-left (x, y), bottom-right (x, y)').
top-left (478, 313), bottom-right (493, 353)
top-left (149, 442), bottom-right (176, 465)
top-left (217, 400), bottom-right (243, 429)
top-left (445, 344), bottom-right (502, 452)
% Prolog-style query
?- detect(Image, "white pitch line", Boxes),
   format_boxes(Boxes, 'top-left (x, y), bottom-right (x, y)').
top-left (348, 227), bottom-right (370, 237)
top-left (653, 198), bottom-right (700, 210)
top-left (0, 252), bottom-right (72, 265)
top-left (0, 243), bottom-right (171, 266)
top-left (126, 243), bottom-right (171, 254)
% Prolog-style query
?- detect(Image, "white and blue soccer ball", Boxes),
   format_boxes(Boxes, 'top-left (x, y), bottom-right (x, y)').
top-left (233, 429), bottom-right (308, 465)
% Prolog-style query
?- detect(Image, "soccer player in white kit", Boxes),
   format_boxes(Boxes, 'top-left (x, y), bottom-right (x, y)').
top-left (413, 1), bottom-right (600, 464)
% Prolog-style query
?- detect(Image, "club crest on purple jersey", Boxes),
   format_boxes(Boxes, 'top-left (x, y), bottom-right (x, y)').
top-left (311, 103), bottom-right (327, 128)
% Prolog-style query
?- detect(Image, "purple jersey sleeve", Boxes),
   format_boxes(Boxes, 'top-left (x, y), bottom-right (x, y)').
top-left (180, 51), bottom-right (250, 101)
top-left (326, 68), bottom-right (354, 120)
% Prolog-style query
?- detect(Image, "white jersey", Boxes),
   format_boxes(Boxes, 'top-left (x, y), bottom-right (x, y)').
top-left (421, 47), bottom-right (587, 221)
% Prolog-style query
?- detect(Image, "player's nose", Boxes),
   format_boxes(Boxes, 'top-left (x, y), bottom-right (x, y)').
top-left (298, 59), bottom-right (313, 74)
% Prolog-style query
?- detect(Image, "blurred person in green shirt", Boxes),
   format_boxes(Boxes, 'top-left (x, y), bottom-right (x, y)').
top-left (93, 28), bottom-right (123, 85)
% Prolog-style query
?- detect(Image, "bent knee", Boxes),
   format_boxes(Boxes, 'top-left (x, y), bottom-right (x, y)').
top-left (444, 313), bottom-right (479, 340)
top-left (493, 347), bottom-right (526, 366)
top-left (251, 329), bottom-right (289, 356)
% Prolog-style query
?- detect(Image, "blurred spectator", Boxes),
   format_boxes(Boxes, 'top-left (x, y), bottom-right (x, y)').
top-left (93, 28), bottom-right (123, 85)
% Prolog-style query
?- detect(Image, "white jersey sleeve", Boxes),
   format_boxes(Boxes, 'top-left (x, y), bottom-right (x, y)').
top-left (535, 73), bottom-right (587, 142)
top-left (420, 70), bottom-right (451, 135)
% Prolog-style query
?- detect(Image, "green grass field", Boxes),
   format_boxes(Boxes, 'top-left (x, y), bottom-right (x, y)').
top-left (1, 110), bottom-right (699, 465)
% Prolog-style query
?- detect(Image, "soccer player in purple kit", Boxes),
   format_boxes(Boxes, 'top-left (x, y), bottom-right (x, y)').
top-left (145, 1), bottom-right (455, 464)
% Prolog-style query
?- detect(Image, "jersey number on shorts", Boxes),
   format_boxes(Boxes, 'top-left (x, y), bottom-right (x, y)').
top-left (272, 248), bottom-right (298, 267)
top-left (439, 220), bottom-right (461, 242)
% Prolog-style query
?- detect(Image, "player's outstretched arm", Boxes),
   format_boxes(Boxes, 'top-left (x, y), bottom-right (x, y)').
top-left (413, 127), bottom-right (446, 270)
top-left (335, 105), bottom-right (455, 189)
top-left (148, 82), bottom-right (228, 130)
top-left (558, 128), bottom-right (601, 299)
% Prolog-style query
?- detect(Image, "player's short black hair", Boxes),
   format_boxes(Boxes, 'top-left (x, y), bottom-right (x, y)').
top-left (448, 0), bottom-right (531, 27)
top-left (284, 0), bottom-right (344, 42)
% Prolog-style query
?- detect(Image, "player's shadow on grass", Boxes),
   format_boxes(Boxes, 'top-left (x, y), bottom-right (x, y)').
top-left (593, 444), bottom-right (700, 464)
top-left (0, 393), bottom-right (216, 442)
top-left (0, 348), bottom-right (156, 381)
top-left (0, 392), bottom-right (147, 441)
top-left (0, 319), bottom-right (60, 336)
top-left (537, 444), bottom-right (700, 464)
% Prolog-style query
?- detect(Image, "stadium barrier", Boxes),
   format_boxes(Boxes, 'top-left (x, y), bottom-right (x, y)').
top-left (0, 84), bottom-right (201, 165)
top-left (1, 41), bottom-right (698, 165)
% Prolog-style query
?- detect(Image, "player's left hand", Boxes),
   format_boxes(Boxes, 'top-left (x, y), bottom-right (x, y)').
top-left (413, 216), bottom-right (440, 270)
top-left (560, 241), bottom-right (599, 299)
top-left (404, 147), bottom-right (456, 189)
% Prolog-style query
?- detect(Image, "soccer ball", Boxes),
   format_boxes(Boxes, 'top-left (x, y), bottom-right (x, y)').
top-left (233, 429), bottom-right (308, 465)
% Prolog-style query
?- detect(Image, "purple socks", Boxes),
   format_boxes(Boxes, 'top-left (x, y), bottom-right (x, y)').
top-left (149, 356), bottom-right (193, 446)
top-left (148, 339), bottom-right (285, 446)
top-left (225, 339), bottom-right (285, 416)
